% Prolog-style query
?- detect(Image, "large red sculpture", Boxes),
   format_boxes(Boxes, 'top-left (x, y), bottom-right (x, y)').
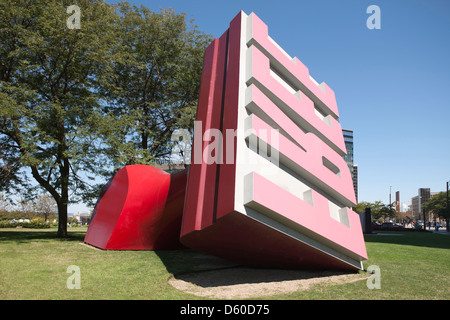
top-left (85, 11), bottom-right (367, 271)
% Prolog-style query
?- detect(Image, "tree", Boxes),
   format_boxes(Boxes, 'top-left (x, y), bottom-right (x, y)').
top-left (33, 194), bottom-right (57, 222)
top-left (16, 196), bottom-right (34, 213)
top-left (362, 201), bottom-right (385, 221)
top-left (424, 192), bottom-right (449, 222)
top-left (0, 193), bottom-right (11, 211)
top-left (396, 210), bottom-right (412, 225)
top-left (1, 1), bottom-right (213, 237)
top-left (0, 0), bottom-right (119, 237)
top-left (103, 3), bottom-right (212, 166)
top-left (380, 202), bottom-right (397, 222)
top-left (353, 200), bottom-right (397, 222)
top-left (352, 201), bottom-right (372, 214)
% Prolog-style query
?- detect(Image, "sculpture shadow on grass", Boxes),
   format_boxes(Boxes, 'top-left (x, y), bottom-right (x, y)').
top-left (155, 249), bottom-right (363, 299)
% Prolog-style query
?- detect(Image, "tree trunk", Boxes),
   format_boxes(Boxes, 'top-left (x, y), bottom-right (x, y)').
top-left (57, 200), bottom-right (68, 237)
top-left (141, 105), bottom-right (149, 150)
top-left (30, 164), bottom-right (66, 236)
top-left (142, 129), bottom-right (148, 150)
top-left (57, 158), bottom-right (70, 238)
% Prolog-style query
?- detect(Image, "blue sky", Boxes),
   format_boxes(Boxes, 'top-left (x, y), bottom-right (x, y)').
top-left (77, 0), bottom-right (450, 212)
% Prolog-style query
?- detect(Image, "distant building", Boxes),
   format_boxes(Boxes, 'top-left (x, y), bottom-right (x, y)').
top-left (73, 212), bottom-right (91, 225)
top-left (352, 164), bottom-right (358, 203)
top-left (396, 191), bottom-right (400, 212)
top-left (411, 188), bottom-right (440, 218)
top-left (411, 196), bottom-right (419, 218)
top-left (342, 129), bottom-right (358, 203)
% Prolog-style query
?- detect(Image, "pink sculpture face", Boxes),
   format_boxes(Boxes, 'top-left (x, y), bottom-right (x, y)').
top-left (181, 11), bottom-right (367, 270)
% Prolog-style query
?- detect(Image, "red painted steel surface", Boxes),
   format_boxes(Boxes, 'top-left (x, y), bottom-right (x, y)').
top-left (84, 165), bottom-right (187, 250)
top-left (181, 11), bottom-right (243, 237)
top-left (181, 211), bottom-right (357, 270)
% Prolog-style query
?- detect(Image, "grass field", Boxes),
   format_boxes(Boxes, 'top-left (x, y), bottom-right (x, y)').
top-left (0, 227), bottom-right (449, 300)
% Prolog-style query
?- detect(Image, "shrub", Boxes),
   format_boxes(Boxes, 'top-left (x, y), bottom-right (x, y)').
top-left (0, 220), bottom-right (51, 229)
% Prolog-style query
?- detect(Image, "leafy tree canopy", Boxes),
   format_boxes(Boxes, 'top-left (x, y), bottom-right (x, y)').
top-left (102, 2), bottom-right (212, 166)
top-left (424, 191), bottom-right (449, 220)
top-left (0, 0), bottom-right (212, 236)
top-left (353, 200), bottom-right (397, 222)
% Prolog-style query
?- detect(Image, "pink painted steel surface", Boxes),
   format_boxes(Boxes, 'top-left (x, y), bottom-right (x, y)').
top-left (245, 45), bottom-right (346, 156)
top-left (246, 13), bottom-right (339, 119)
top-left (244, 172), bottom-right (367, 259)
top-left (245, 112), bottom-right (355, 206)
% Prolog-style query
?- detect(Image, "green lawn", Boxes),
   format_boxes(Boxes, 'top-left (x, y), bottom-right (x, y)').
top-left (276, 231), bottom-right (450, 299)
top-left (0, 228), bottom-right (449, 300)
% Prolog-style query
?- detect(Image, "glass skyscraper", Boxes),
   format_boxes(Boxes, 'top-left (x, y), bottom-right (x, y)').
top-left (342, 129), bottom-right (358, 203)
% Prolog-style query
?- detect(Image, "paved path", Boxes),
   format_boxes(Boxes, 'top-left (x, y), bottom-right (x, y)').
top-left (430, 229), bottom-right (450, 235)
